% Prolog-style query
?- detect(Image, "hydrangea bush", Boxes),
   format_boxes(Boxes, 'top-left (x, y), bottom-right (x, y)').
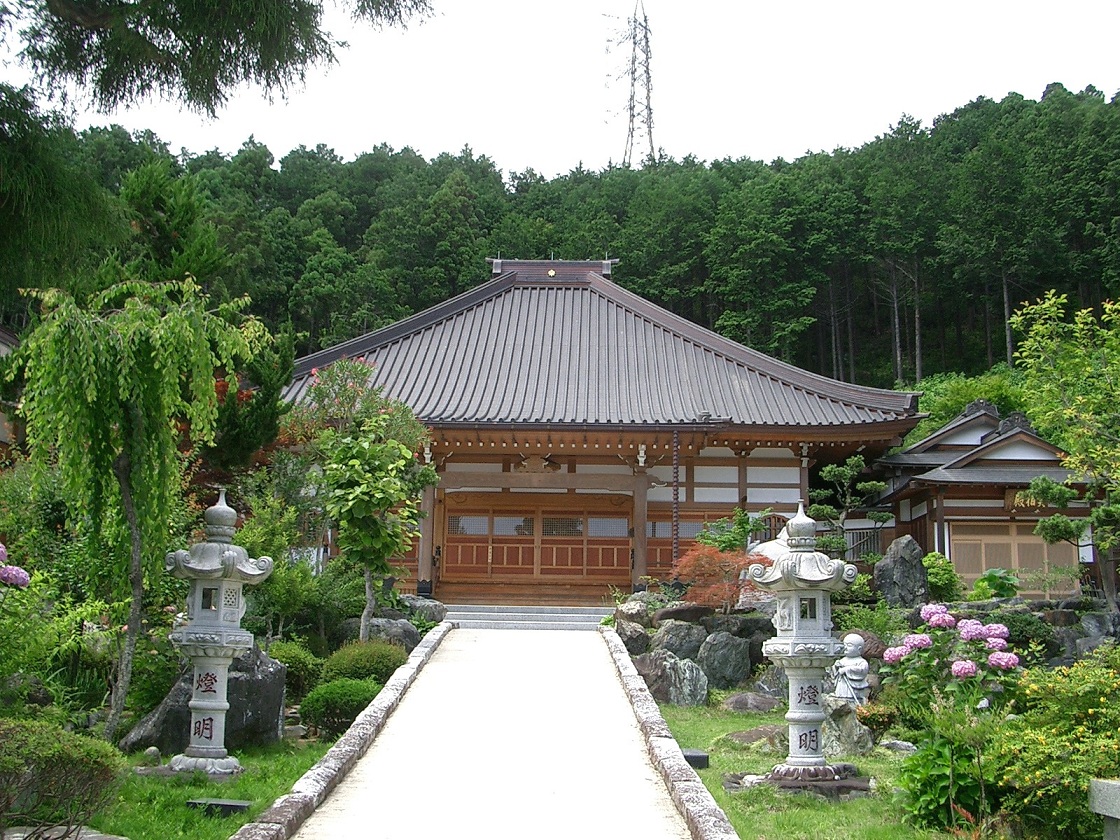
top-left (884, 604), bottom-right (1025, 831)
top-left (0, 542), bottom-right (31, 590)
top-left (882, 604), bottom-right (1019, 721)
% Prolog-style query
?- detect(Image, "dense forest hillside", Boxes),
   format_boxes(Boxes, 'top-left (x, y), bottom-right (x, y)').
top-left (4, 82), bottom-right (1118, 388)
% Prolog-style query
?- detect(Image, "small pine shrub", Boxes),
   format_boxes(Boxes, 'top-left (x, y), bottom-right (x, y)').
top-left (0, 717), bottom-right (126, 836)
top-left (922, 552), bottom-right (963, 602)
top-left (269, 639), bottom-right (323, 701)
top-left (321, 640), bottom-right (407, 685)
top-left (299, 678), bottom-right (382, 739)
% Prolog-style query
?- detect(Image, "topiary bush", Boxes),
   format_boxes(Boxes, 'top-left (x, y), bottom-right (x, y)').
top-left (0, 717), bottom-right (126, 837)
top-left (269, 639), bottom-right (323, 701)
top-left (922, 552), bottom-right (963, 602)
top-left (321, 640), bottom-right (407, 685)
top-left (299, 678), bottom-right (382, 739)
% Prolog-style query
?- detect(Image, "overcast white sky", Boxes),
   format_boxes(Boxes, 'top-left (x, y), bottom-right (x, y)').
top-left (54, 0), bottom-right (1120, 177)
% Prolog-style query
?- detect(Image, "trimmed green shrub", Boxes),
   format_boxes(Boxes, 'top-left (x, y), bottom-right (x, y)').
top-left (299, 678), bottom-right (382, 739)
top-left (321, 640), bottom-right (407, 685)
top-left (0, 717), bottom-right (126, 836)
top-left (270, 639), bottom-right (323, 700)
top-left (922, 552), bottom-right (963, 601)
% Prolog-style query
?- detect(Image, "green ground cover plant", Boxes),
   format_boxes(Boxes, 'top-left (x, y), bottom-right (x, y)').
top-left (88, 740), bottom-right (329, 840)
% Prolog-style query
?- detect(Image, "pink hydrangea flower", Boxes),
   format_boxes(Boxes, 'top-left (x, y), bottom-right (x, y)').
top-left (920, 603), bottom-right (949, 621)
top-left (958, 619), bottom-right (986, 641)
top-left (985, 637), bottom-right (1008, 651)
top-left (883, 645), bottom-right (911, 664)
top-left (928, 612), bottom-right (957, 629)
top-left (0, 564), bottom-right (30, 588)
top-left (903, 633), bottom-right (933, 649)
top-left (951, 660), bottom-right (979, 678)
top-left (983, 623), bottom-right (1010, 640)
top-left (987, 651), bottom-right (1020, 670)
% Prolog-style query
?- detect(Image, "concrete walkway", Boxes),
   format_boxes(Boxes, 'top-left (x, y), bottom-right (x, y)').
top-left (289, 629), bottom-right (692, 840)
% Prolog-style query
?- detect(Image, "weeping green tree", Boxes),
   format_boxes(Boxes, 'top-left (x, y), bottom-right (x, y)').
top-left (17, 278), bottom-right (264, 740)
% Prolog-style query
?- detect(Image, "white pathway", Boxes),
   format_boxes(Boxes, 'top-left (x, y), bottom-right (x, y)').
top-left (290, 629), bottom-right (691, 840)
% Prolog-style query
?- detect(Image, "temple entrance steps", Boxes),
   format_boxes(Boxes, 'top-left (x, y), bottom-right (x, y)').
top-left (444, 603), bottom-right (611, 631)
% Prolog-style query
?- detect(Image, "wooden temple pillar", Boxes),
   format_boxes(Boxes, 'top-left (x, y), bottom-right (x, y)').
top-left (632, 467), bottom-right (649, 591)
top-left (416, 483), bottom-right (437, 597)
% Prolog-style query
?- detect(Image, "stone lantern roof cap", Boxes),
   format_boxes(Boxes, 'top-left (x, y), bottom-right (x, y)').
top-left (746, 503), bottom-right (857, 592)
top-left (164, 489), bottom-right (273, 584)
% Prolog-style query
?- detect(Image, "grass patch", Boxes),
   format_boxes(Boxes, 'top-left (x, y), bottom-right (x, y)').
top-left (659, 703), bottom-right (954, 840)
top-left (88, 740), bottom-right (330, 840)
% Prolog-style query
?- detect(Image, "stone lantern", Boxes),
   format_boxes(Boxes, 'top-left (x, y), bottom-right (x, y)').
top-left (165, 489), bottom-right (273, 774)
top-left (746, 503), bottom-right (857, 782)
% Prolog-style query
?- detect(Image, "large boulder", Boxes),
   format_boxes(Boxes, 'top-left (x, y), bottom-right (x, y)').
top-left (874, 536), bottom-right (930, 607)
top-left (747, 663), bottom-right (788, 698)
top-left (699, 614), bottom-right (753, 638)
top-left (615, 618), bottom-right (652, 656)
top-left (821, 694), bottom-right (874, 757)
top-left (652, 603), bottom-right (715, 625)
top-left (615, 599), bottom-right (654, 628)
top-left (720, 691), bottom-right (783, 713)
top-left (400, 595), bottom-right (448, 624)
top-left (365, 618), bottom-right (422, 652)
top-left (696, 632), bottom-right (751, 690)
top-left (632, 649), bottom-right (708, 706)
top-left (650, 619), bottom-right (709, 661)
top-left (119, 645), bottom-right (285, 755)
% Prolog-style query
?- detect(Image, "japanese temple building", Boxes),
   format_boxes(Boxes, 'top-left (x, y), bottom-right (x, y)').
top-left (285, 259), bottom-right (922, 604)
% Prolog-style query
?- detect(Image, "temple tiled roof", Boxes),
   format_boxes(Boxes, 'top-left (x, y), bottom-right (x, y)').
top-left (284, 260), bottom-right (920, 431)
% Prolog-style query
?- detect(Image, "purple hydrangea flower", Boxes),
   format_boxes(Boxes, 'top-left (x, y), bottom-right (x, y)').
top-left (0, 564), bottom-right (30, 589)
top-left (903, 633), bottom-right (933, 649)
top-left (951, 660), bottom-right (979, 678)
top-left (987, 651), bottom-right (1020, 670)
top-left (0, 542), bottom-right (7, 564)
top-left (883, 645), bottom-right (911, 664)
top-left (928, 611), bottom-right (957, 629)
top-left (920, 603), bottom-right (949, 621)
top-left (958, 619), bottom-right (986, 641)
top-left (983, 623), bottom-right (1010, 640)
top-left (985, 637), bottom-right (1008, 651)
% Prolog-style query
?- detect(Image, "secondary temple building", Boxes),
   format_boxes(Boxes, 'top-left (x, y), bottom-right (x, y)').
top-left (284, 260), bottom-right (922, 604)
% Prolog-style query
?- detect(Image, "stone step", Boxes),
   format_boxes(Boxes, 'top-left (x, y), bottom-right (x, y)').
top-left (445, 604), bottom-right (611, 631)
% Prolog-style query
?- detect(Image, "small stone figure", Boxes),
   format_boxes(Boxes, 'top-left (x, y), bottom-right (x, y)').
top-left (829, 634), bottom-right (870, 706)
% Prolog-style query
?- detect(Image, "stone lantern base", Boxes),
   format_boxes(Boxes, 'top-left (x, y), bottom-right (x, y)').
top-left (168, 754), bottom-right (243, 775)
top-left (725, 767), bottom-right (872, 799)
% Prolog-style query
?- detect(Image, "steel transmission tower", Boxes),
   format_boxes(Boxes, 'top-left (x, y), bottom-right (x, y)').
top-left (622, 1), bottom-right (654, 168)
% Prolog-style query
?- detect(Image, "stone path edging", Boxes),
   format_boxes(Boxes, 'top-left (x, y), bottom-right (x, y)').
top-left (599, 626), bottom-right (740, 840)
top-left (228, 621), bottom-right (454, 840)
